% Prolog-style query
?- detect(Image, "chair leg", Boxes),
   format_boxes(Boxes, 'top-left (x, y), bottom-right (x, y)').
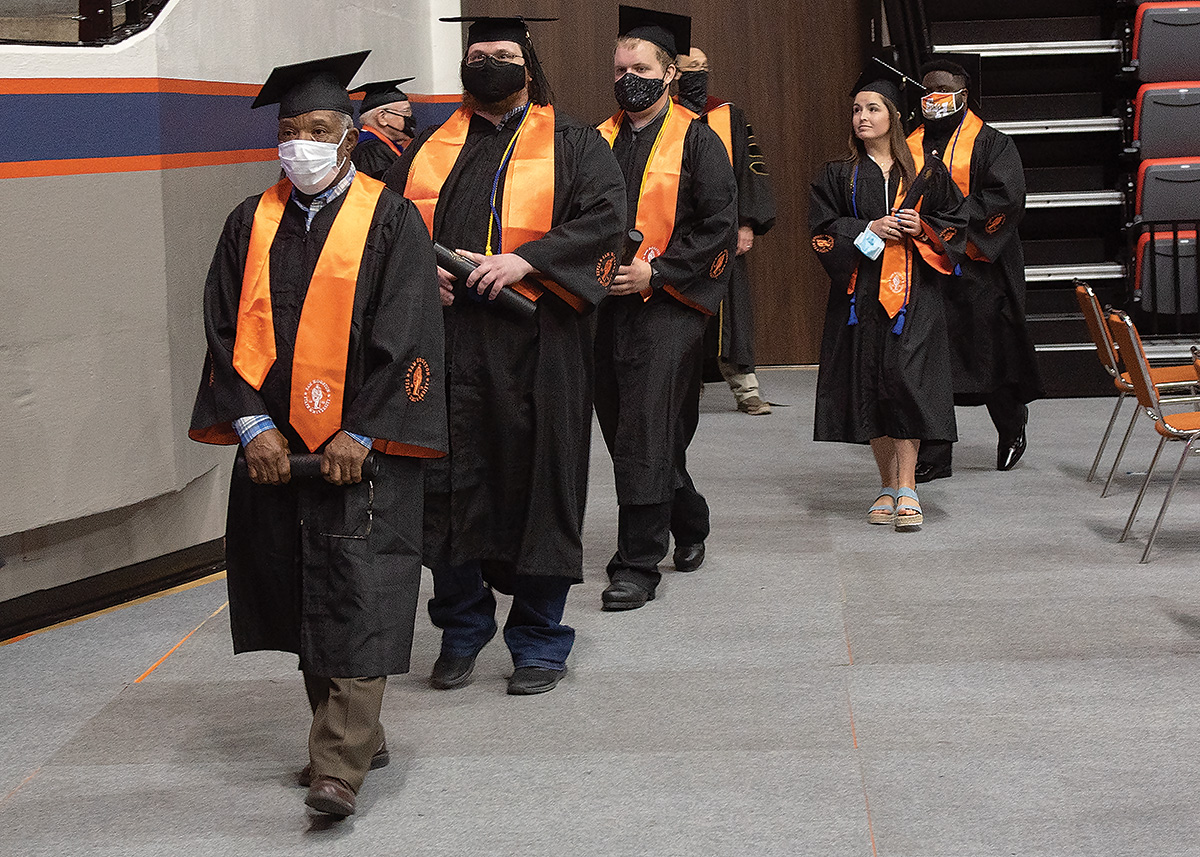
top-left (1140, 438), bottom-right (1197, 563)
top-left (1089, 392), bottom-right (1126, 483)
top-left (1102, 406), bottom-right (1141, 497)
top-left (1120, 436), bottom-right (1167, 543)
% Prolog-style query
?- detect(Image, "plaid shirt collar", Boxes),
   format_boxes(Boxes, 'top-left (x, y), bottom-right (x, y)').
top-left (291, 163), bottom-right (357, 231)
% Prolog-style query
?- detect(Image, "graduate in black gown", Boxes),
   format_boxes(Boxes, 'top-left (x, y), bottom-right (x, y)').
top-left (382, 16), bottom-right (625, 694)
top-left (676, 46), bottom-right (778, 415)
top-left (910, 59), bottom-right (1045, 481)
top-left (809, 65), bottom-right (964, 530)
top-left (349, 78), bottom-right (415, 179)
top-left (189, 53), bottom-right (447, 817)
top-left (595, 7), bottom-right (737, 609)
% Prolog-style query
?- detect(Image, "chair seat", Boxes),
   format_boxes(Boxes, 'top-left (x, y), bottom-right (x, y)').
top-left (1158, 409), bottom-right (1200, 436)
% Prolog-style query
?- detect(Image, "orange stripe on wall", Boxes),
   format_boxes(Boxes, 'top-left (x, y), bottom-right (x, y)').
top-left (0, 77), bottom-right (263, 96)
top-left (0, 148), bottom-right (278, 179)
top-left (409, 93), bottom-right (463, 103)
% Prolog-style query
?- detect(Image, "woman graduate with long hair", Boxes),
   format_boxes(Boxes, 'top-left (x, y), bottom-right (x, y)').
top-left (808, 63), bottom-right (965, 530)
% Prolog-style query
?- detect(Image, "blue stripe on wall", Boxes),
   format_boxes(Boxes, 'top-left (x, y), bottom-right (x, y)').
top-left (1, 91), bottom-right (463, 163)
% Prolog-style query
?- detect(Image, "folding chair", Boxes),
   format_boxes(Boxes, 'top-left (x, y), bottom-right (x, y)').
top-left (1073, 283), bottom-right (1199, 491)
top-left (1134, 83), bottom-right (1200, 160)
top-left (1106, 310), bottom-right (1200, 562)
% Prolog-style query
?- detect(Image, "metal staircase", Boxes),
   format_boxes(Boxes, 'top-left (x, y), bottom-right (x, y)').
top-left (923, 0), bottom-right (1127, 396)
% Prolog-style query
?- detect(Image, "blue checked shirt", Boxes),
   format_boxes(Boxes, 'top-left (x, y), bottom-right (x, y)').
top-left (233, 164), bottom-right (372, 451)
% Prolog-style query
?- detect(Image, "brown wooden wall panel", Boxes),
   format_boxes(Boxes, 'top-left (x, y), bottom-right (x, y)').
top-left (460, 0), bottom-right (871, 363)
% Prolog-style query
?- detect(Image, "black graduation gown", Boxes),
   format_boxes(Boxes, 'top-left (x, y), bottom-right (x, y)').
top-left (595, 109), bottom-right (738, 506)
top-left (920, 118), bottom-right (1045, 404)
top-left (700, 101), bottom-right (777, 370)
top-left (189, 181), bottom-right (448, 677)
top-left (350, 130), bottom-right (402, 180)
top-left (809, 158), bottom-right (965, 444)
top-left (383, 107), bottom-right (626, 583)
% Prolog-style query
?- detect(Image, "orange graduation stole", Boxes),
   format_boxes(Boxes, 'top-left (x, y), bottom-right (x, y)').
top-left (908, 110), bottom-right (989, 261)
top-left (704, 102), bottom-right (735, 166)
top-left (231, 172), bottom-right (386, 452)
top-left (599, 101), bottom-right (706, 311)
top-left (403, 104), bottom-right (585, 311)
top-left (362, 125), bottom-right (403, 157)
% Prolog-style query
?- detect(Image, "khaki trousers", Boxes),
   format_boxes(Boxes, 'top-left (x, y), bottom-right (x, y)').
top-left (718, 357), bottom-right (761, 403)
top-left (303, 673), bottom-right (386, 793)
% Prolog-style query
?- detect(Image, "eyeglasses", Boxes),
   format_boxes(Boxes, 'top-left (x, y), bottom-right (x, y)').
top-left (381, 108), bottom-right (413, 119)
top-left (464, 51), bottom-right (525, 67)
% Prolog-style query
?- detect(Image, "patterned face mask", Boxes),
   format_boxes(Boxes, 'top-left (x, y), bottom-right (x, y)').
top-left (921, 89), bottom-right (965, 120)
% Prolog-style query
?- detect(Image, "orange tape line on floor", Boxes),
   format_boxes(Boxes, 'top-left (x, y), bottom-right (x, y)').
top-left (134, 601), bottom-right (228, 683)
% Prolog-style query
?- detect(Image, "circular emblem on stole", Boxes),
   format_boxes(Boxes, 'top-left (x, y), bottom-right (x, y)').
top-left (812, 235), bottom-right (835, 254)
top-left (887, 272), bottom-right (906, 295)
top-left (985, 213), bottom-right (1006, 234)
top-left (645, 246), bottom-right (661, 262)
top-left (303, 379), bottom-right (333, 414)
top-left (939, 226), bottom-right (958, 243)
top-left (596, 251), bottom-right (617, 288)
top-left (405, 358), bottom-right (431, 403)
top-left (710, 249), bottom-right (729, 279)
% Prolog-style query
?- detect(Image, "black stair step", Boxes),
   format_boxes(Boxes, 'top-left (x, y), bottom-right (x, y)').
top-left (973, 53), bottom-right (1122, 98)
top-left (1035, 348), bottom-right (1117, 398)
top-left (1021, 207), bottom-right (1124, 243)
top-left (1024, 166), bottom-right (1107, 193)
top-left (923, 0), bottom-right (1110, 23)
top-left (1011, 134), bottom-right (1118, 173)
top-left (930, 17), bottom-right (1103, 45)
top-left (1027, 312), bottom-right (1091, 345)
top-left (1028, 282), bottom-right (1125, 315)
top-left (982, 93), bottom-right (1104, 122)
top-left (1022, 237), bottom-right (1109, 266)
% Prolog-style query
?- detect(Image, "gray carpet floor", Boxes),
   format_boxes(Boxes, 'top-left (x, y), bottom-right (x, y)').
top-left (3, 367), bottom-right (1200, 856)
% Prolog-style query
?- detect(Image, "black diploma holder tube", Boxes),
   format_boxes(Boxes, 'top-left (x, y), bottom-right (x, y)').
top-left (234, 452), bottom-right (380, 480)
top-left (433, 243), bottom-right (538, 319)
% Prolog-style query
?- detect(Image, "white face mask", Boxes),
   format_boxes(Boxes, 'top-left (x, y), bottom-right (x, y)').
top-left (921, 89), bottom-right (966, 120)
top-left (278, 128), bottom-right (348, 194)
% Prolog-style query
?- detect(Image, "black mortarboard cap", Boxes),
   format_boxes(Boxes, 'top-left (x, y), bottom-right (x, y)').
top-left (439, 16), bottom-right (556, 47)
top-left (619, 5), bottom-right (691, 58)
top-left (851, 56), bottom-right (925, 109)
top-left (351, 78), bottom-right (416, 114)
top-left (253, 51), bottom-right (370, 118)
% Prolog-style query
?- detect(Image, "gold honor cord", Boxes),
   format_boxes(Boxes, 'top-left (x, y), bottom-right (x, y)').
top-left (485, 104), bottom-right (534, 257)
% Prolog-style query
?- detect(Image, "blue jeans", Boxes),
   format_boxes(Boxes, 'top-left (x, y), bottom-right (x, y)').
top-left (427, 561), bottom-right (575, 670)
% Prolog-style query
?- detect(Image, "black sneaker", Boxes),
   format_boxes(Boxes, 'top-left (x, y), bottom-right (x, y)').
top-left (507, 666), bottom-right (565, 695)
top-left (430, 653), bottom-right (477, 690)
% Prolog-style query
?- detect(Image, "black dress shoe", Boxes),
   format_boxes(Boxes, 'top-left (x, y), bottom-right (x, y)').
top-left (915, 462), bottom-right (951, 483)
top-left (298, 742), bottom-right (389, 787)
top-left (601, 580), bottom-right (654, 611)
top-left (430, 652), bottom-right (477, 690)
top-left (997, 406), bottom-right (1029, 471)
top-left (507, 666), bottom-right (565, 695)
top-left (305, 776), bottom-right (356, 816)
top-left (673, 543), bottom-right (705, 572)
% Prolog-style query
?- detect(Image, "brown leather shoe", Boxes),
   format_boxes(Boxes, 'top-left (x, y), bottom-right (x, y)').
top-left (298, 742), bottom-right (389, 788)
top-left (305, 776), bottom-right (356, 816)
top-left (737, 395), bottom-right (772, 415)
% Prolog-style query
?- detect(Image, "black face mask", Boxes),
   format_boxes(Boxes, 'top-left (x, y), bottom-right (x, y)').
top-left (400, 115), bottom-right (417, 139)
top-left (461, 56), bottom-right (527, 103)
top-left (615, 72), bottom-right (666, 113)
top-left (677, 70), bottom-right (709, 113)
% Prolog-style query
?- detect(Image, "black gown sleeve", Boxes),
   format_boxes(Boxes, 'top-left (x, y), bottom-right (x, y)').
top-left (189, 197), bottom-right (271, 441)
top-left (960, 130), bottom-right (1026, 262)
top-left (351, 137), bottom-right (401, 181)
top-left (651, 120), bottom-right (738, 293)
top-left (512, 123), bottom-right (627, 309)
top-left (808, 161), bottom-right (871, 291)
top-left (341, 192), bottom-right (447, 454)
top-left (731, 105), bottom-right (776, 235)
